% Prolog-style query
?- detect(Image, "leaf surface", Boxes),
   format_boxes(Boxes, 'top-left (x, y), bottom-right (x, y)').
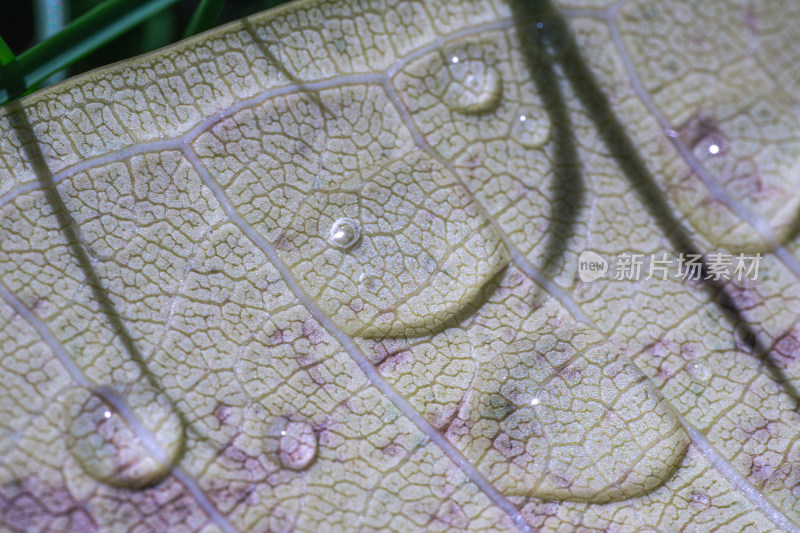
top-left (1, 0), bottom-right (800, 531)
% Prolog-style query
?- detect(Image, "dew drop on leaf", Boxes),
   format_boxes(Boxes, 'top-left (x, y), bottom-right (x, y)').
top-left (285, 153), bottom-right (509, 338)
top-left (513, 111), bottom-right (549, 148)
top-left (442, 55), bottom-right (502, 114)
top-left (687, 361), bottom-right (711, 382)
top-left (328, 217), bottom-right (361, 250)
top-left (691, 490), bottom-right (711, 507)
top-left (278, 420), bottom-right (317, 470)
top-left (454, 325), bottom-right (689, 502)
top-left (65, 384), bottom-right (184, 489)
top-left (358, 272), bottom-right (374, 289)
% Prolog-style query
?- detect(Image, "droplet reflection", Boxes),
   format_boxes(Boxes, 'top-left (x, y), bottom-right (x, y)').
top-left (66, 384), bottom-right (184, 488)
top-left (328, 218), bottom-right (361, 250)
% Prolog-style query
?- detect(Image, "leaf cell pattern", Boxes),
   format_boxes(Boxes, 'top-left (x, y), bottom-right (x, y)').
top-left (1, 0), bottom-right (800, 532)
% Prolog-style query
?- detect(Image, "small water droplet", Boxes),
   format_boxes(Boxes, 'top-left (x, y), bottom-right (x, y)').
top-left (530, 398), bottom-right (540, 406)
top-left (328, 218), bottom-right (361, 250)
top-left (512, 110), bottom-right (549, 148)
top-left (687, 361), bottom-right (711, 382)
top-left (664, 129), bottom-right (679, 138)
top-left (451, 56), bottom-right (459, 64)
top-left (691, 490), bottom-right (711, 507)
top-left (708, 143), bottom-right (720, 155)
top-left (443, 54), bottom-right (502, 114)
top-left (534, 18), bottom-right (563, 48)
top-left (359, 273), bottom-right (374, 289)
top-left (66, 384), bottom-right (184, 488)
top-left (278, 421), bottom-right (317, 470)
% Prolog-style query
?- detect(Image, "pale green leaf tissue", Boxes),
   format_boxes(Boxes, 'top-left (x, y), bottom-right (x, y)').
top-left (2, 0), bottom-right (800, 531)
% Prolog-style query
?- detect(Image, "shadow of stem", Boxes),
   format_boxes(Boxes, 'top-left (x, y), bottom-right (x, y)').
top-left (6, 101), bottom-right (162, 393)
top-left (514, 4), bottom-right (584, 279)
top-left (509, 0), bottom-right (800, 407)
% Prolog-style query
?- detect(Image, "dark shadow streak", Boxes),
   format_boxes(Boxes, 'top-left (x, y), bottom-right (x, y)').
top-left (510, 5), bottom-right (584, 277)
top-left (782, 206), bottom-right (800, 248)
top-left (241, 18), bottom-right (334, 118)
top-left (6, 102), bottom-right (161, 392)
top-left (509, 0), bottom-right (800, 407)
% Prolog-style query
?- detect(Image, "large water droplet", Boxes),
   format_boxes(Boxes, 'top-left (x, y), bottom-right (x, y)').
top-left (328, 217), bottom-right (361, 250)
top-left (278, 420), bottom-right (317, 470)
top-left (455, 324), bottom-right (689, 503)
top-left (443, 55), bottom-right (502, 114)
top-left (65, 384), bottom-right (184, 488)
top-left (282, 153), bottom-right (509, 338)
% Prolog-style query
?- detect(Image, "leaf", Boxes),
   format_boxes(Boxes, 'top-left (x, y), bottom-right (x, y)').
top-left (1, 0), bottom-right (799, 531)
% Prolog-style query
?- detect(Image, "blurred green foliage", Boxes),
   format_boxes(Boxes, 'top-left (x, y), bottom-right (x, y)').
top-left (0, 0), bottom-right (292, 103)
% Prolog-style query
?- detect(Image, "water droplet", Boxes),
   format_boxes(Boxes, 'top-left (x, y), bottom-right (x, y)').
top-left (708, 143), bottom-right (720, 155)
top-left (451, 56), bottom-right (459, 64)
top-left (462, 326), bottom-right (689, 503)
top-left (284, 154), bottom-right (509, 338)
top-left (359, 273), bottom-right (374, 289)
top-left (443, 55), bottom-right (502, 114)
top-left (513, 110), bottom-right (549, 148)
top-left (687, 361), bottom-right (711, 382)
top-left (66, 384), bottom-right (184, 488)
top-left (691, 490), bottom-right (711, 507)
top-left (534, 18), bottom-right (564, 48)
top-left (328, 218), bottom-right (361, 250)
top-left (278, 421), bottom-right (317, 470)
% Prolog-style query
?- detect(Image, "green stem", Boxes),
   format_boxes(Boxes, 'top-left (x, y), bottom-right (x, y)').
top-left (0, 0), bottom-right (182, 105)
top-left (184, 0), bottom-right (225, 38)
top-left (0, 36), bottom-right (15, 66)
top-left (35, 0), bottom-right (70, 86)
